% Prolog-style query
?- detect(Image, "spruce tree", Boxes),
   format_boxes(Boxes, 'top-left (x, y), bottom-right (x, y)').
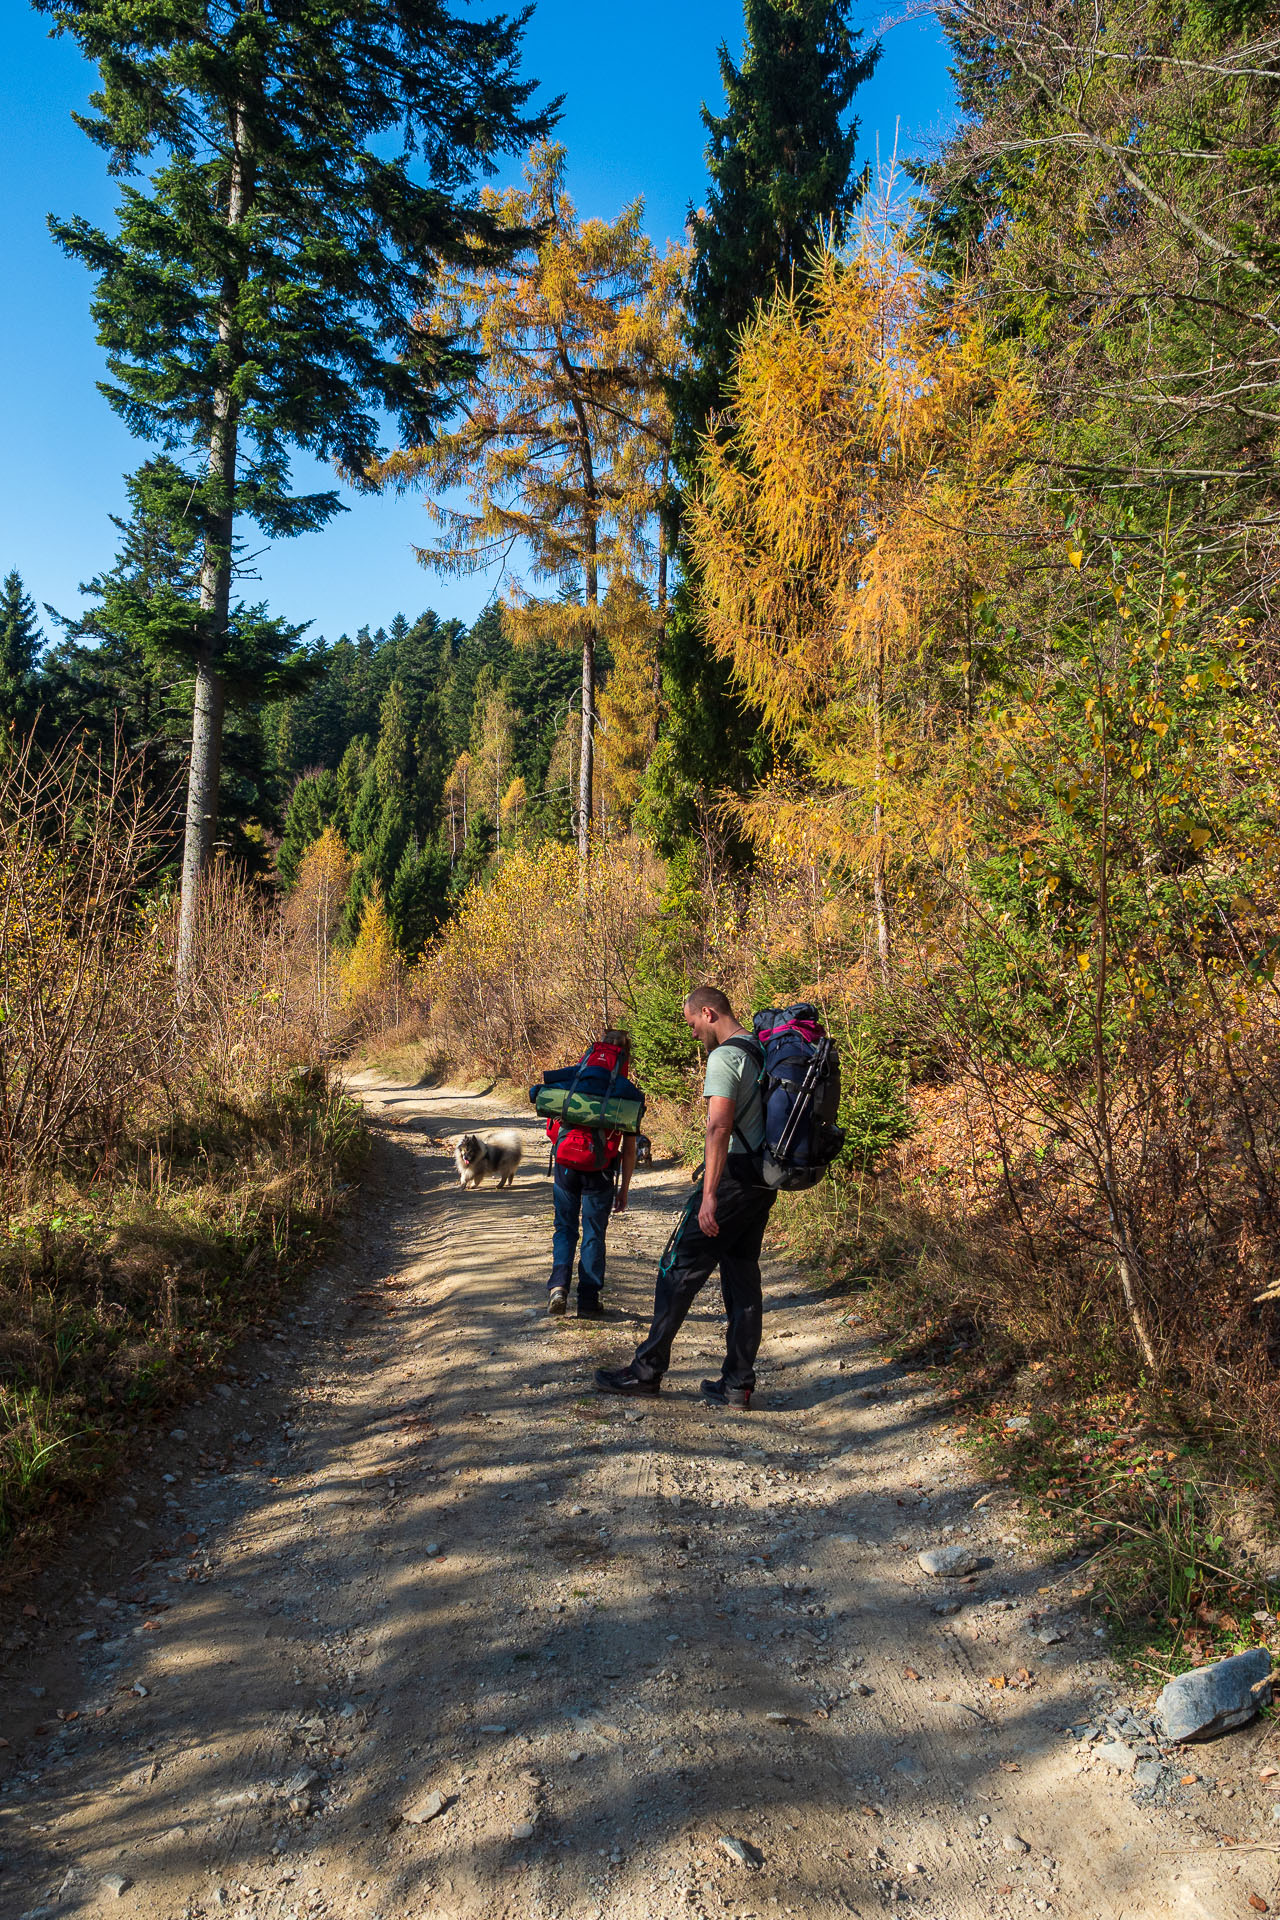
top-left (38, 0), bottom-right (554, 977)
top-left (658, 0), bottom-right (880, 845)
top-left (0, 571), bottom-right (44, 734)
top-left (47, 458), bottom-right (313, 856)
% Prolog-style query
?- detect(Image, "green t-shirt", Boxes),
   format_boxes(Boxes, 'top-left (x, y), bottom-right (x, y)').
top-left (703, 1035), bottom-right (764, 1154)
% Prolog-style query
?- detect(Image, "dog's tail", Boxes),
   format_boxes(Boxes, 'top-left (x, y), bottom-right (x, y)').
top-left (487, 1128), bottom-right (523, 1160)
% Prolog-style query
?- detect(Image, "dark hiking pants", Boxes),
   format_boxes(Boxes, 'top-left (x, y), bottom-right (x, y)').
top-left (549, 1162), bottom-right (615, 1299)
top-left (631, 1157), bottom-right (776, 1392)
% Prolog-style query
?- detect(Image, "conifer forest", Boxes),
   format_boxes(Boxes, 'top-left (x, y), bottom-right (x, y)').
top-left (5, 0), bottom-right (1280, 1912)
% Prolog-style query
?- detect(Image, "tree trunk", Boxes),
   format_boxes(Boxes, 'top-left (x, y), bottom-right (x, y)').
top-left (175, 104), bottom-right (253, 986)
top-left (872, 627), bottom-right (891, 982)
top-left (1091, 702), bottom-right (1163, 1377)
top-left (651, 460), bottom-right (669, 752)
top-left (578, 612), bottom-right (595, 863)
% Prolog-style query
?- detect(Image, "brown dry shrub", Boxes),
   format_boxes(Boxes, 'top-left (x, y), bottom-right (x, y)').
top-left (0, 743), bottom-right (362, 1555)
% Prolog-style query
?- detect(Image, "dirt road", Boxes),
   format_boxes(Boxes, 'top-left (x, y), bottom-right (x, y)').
top-left (1, 1078), bottom-right (1271, 1920)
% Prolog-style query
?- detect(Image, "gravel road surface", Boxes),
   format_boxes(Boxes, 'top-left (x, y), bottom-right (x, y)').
top-left (1, 1077), bottom-right (1270, 1920)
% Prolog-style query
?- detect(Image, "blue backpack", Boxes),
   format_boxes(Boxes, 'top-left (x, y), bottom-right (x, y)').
top-left (726, 1004), bottom-right (844, 1191)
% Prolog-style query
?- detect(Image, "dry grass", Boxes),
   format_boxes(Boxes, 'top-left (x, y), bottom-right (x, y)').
top-left (0, 736), bottom-right (365, 1559)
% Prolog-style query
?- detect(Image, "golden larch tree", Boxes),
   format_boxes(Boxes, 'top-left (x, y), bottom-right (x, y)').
top-left (374, 142), bottom-right (685, 860)
top-left (688, 233), bottom-right (1038, 975)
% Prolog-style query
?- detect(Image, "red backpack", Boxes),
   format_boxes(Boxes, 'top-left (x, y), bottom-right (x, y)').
top-left (547, 1040), bottom-right (628, 1172)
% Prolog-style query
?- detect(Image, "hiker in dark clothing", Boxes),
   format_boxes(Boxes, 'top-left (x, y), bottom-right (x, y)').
top-left (546, 1029), bottom-right (639, 1319)
top-left (595, 986), bottom-right (776, 1407)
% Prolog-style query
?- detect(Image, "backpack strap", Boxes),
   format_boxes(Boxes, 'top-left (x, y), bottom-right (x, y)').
top-left (556, 1045), bottom-right (624, 1173)
top-left (714, 1034), bottom-right (766, 1161)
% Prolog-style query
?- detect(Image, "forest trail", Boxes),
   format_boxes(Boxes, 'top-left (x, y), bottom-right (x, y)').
top-left (1, 1080), bottom-right (1268, 1920)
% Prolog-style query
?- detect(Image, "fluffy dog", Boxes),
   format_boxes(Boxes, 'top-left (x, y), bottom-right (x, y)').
top-left (453, 1129), bottom-right (523, 1190)
top-left (635, 1132), bottom-right (653, 1167)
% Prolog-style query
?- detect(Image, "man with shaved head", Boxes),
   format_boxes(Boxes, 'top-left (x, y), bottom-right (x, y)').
top-left (595, 985), bottom-right (776, 1408)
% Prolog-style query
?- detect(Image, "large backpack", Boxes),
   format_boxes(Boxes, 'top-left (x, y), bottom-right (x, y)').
top-left (726, 1004), bottom-right (844, 1191)
top-left (530, 1041), bottom-right (646, 1173)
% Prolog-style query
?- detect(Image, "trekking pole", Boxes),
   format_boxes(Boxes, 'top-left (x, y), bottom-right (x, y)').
top-left (772, 1038), bottom-right (829, 1164)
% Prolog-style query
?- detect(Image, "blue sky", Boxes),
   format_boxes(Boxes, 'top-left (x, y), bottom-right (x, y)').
top-left (0, 2), bottom-right (955, 649)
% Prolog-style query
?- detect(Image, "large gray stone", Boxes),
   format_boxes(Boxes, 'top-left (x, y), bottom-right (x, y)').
top-left (917, 1543), bottom-right (981, 1578)
top-left (1156, 1648), bottom-right (1272, 1743)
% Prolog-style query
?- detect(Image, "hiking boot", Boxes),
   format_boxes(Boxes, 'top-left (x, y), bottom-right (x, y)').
top-left (577, 1291), bottom-right (604, 1319)
top-left (594, 1366), bottom-right (660, 1398)
top-left (700, 1377), bottom-right (751, 1409)
top-left (548, 1287), bottom-right (569, 1316)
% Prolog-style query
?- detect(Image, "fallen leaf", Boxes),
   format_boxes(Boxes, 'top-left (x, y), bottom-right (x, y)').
top-left (903, 1667), bottom-right (920, 1682)
top-left (1000, 1760), bottom-right (1022, 1773)
top-left (22, 1604), bottom-right (38, 1619)
top-left (1260, 1767), bottom-right (1279, 1782)
top-left (988, 1676), bottom-right (1007, 1690)
top-left (1248, 1896), bottom-right (1268, 1913)
top-left (1181, 1774), bottom-right (1199, 1786)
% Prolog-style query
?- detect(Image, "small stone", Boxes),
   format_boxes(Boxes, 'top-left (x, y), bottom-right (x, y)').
top-left (213, 1384), bottom-right (234, 1399)
top-left (1134, 1760), bottom-right (1164, 1789)
top-left (101, 1874), bottom-right (130, 1898)
top-left (1156, 1649), bottom-right (1272, 1743)
top-left (511, 1820), bottom-right (536, 1840)
top-left (853, 1682), bottom-right (873, 1696)
top-left (405, 1789), bottom-right (449, 1825)
top-left (567, 1749), bottom-right (585, 1764)
top-left (169, 1429), bottom-right (187, 1442)
top-left (893, 1754), bottom-right (926, 1784)
top-left (1004, 1415), bottom-right (1031, 1431)
top-left (478, 1723), bottom-right (508, 1734)
top-left (1002, 1832), bottom-right (1029, 1854)
top-left (718, 1835), bottom-right (762, 1870)
top-left (425, 1542), bottom-right (441, 1557)
top-left (932, 1601), bottom-right (961, 1617)
top-left (1035, 1622), bottom-right (1071, 1646)
top-left (131, 1683), bottom-right (148, 1698)
top-left (918, 1544), bottom-right (981, 1578)
top-left (1095, 1740), bottom-right (1137, 1772)
top-left (282, 1767), bottom-right (321, 1798)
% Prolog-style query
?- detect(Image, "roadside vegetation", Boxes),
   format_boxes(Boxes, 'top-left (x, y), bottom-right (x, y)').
top-left (7, 0), bottom-right (1279, 1664)
top-left (0, 735), bottom-right (364, 1559)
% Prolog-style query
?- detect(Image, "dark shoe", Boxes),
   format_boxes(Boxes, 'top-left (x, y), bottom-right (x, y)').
top-left (577, 1291), bottom-right (604, 1319)
top-left (700, 1377), bottom-right (751, 1409)
top-left (548, 1287), bottom-right (568, 1316)
top-left (595, 1366), bottom-right (660, 1397)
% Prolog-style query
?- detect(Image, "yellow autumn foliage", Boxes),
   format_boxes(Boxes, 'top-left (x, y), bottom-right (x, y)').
top-left (425, 840), bottom-right (663, 1072)
top-left (341, 888), bottom-right (400, 1010)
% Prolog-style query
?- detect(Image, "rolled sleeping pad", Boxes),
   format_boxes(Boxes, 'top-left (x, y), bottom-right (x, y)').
top-left (533, 1088), bottom-right (644, 1133)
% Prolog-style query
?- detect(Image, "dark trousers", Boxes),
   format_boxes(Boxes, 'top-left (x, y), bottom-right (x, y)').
top-left (632, 1159), bottom-right (776, 1391)
top-left (550, 1162), bottom-right (615, 1298)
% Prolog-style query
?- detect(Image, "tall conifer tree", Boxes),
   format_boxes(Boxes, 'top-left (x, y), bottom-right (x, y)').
top-left (0, 571), bottom-right (43, 733)
top-left (37, 0), bottom-right (554, 977)
top-left (658, 0), bottom-right (880, 844)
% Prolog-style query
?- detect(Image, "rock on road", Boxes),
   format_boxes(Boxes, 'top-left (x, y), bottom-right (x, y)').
top-left (0, 1077), bottom-right (1265, 1920)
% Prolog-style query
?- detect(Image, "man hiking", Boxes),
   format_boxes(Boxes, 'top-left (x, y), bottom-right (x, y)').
top-left (595, 986), bottom-right (775, 1406)
top-left (545, 1029), bottom-right (639, 1319)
